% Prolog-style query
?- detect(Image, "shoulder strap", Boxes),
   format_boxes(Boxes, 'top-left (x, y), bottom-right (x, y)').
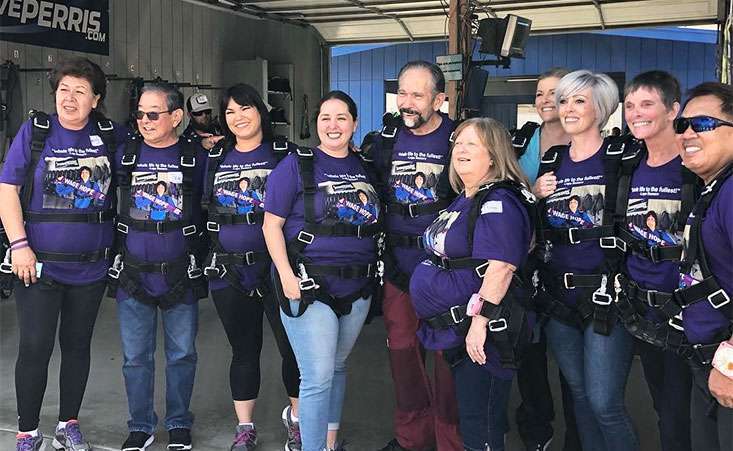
top-left (92, 112), bottom-right (116, 154)
top-left (468, 180), bottom-right (536, 250)
top-left (613, 138), bottom-right (646, 228)
top-left (116, 135), bottom-right (143, 224)
top-left (272, 136), bottom-right (294, 162)
top-left (294, 147), bottom-right (317, 225)
top-left (512, 121), bottom-right (540, 158)
top-left (537, 144), bottom-right (566, 178)
top-left (179, 138), bottom-right (197, 226)
top-left (600, 135), bottom-right (629, 228)
top-left (202, 140), bottom-right (231, 209)
top-left (20, 111), bottom-right (51, 209)
top-left (678, 166), bottom-right (701, 234)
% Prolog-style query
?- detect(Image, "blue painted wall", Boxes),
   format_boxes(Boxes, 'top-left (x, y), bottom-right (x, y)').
top-left (331, 32), bottom-right (718, 145)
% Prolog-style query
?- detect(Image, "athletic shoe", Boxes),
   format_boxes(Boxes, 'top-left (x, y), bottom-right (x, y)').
top-left (52, 420), bottom-right (91, 450)
top-left (525, 437), bottom-right (553, 451)
top-left (167, 428), bottom-right (192, 450)
top-left (281, 405), bottom-right (301, 451)
top-left (16, 433), bottom-right (44, 451)
top-left (377, 439), bottom-right (410, 451)
top-left (230, 424), bottom-right (257, 450)
top-left (121, 431), bottom-right (154, 451)
top-left (327, 441), bottom-right (347, 451)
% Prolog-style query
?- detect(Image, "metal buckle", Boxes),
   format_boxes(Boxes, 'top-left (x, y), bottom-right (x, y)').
top-left (296, 147), bottom-right (313, 157)
top-left (512, 136), bottom-right (527, 148)
top-left (95, 210), bottom-right (105, 223)
top-left (488, 318), bottom-right (508, 332)
top-left (182, 225), bottom-right (197, 236)
top-left (474, 260), bottom-right (490, 278)
top-left (297, 231), bottom-right (315, 244)
top-left (96, 120), bottom-right (114, 132)
top-left (299, 278), bottom-right (317, 290)
top-left (208, 145), bottom-right (223, 158)
top-left (567, 228), bottom-right (580, 244)
top-left (187, 254), bottom-right (202, 279)
top-left (116, 222), bottom-right (129, 234)
top-left (693, 343), bottom-right (714, 365)
top-left (206, 221), bottom-right (220, 232)
top-left (33, 116), bottom-right (50, 129)
top-left (381, 126), bottom-right (397, 139)
top-left (592, 292), bottom-right (613, 306)
top-left (121, 153), bottom-right (137, 166)
top-left (599, 237), bottom-right (617, 249)
top-left (540, 152), bottom-right (558, 164)
top-left (180, 155), bottom-right (196, 168)
top-left (244, 251), bottom-right (255, 266)
top-left (355, 224), bottom-right (363, 239)
top-left (563, 273), bottom-right (575, 289)
top-left (645, 289), bottom-right (660, 307)
top-left (616, 237), bottom-right (627, 253)
top-left (407, 203), bottom-right (419, 218)
top-left (245, 211), bottom-right (257, 225)
top-left (155, 222), bottom-right (166, 234)
top-left (0, 249), bottom-right (13, 274)
top-left (203, 266), bottom-right (221, 278)
top-left (606, 141), bottom-right (625, 155)
top-left (449, 305), bottom-right (464, 324)
top-left (708, 289), bottom-right (731, 309)
top-left (448, 131), bottom-right (456, 143)
top-left (107, 254), bottom-right (124, 279)
top-left (668, 314), bottom-right (684, 331)
top-left (273, 140), bottom-right (288, 151)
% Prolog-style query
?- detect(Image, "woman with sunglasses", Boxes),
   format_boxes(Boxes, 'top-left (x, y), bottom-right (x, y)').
top-left (263, 90), bottom-right (381, 451)
top-left (202, 83), bottom-right (301, 451)
top-left (534, 70), bottom-right (639, 451)
top-left (0, 57), bottom-right (123, 451)
top-left (673, 82), bottom-right (733, 451)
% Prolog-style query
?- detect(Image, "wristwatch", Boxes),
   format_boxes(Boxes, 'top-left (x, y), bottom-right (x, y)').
top-left (712, 341), bottom-right (733, 379)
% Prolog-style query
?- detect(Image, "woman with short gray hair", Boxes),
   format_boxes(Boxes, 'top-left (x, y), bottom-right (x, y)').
top-left (533, 70), bottom-right (639, 450)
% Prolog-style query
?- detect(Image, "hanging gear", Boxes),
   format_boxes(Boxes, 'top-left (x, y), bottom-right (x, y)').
top-left (1, 60), bottom-right (22, 163)
top-left (511, 121), bottom-right (540, 159)
top-left (202, 137), bottom-right (294, 296)
top-left (127, 77), bottom-right (144, 132)
top-left (299, 94), bottom-right (311, 140)
top-left (107, 135), bottom-right (206, 308)
top-left (420, 180), bottom-right (537, 369)
top-left (532, 135), bottom-right (630, 335)
top-left (276, 147), bottom-right (383, 318)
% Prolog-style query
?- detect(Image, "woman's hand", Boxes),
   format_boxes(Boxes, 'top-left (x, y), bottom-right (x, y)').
top-left (280, 270), bottom-right (302, 301)
top-left (533, 171), bottom-right (557, 199)
top-left (466, 315), bottom-right (489, 365)
top-left (12, 246), bottom-right (38, 286)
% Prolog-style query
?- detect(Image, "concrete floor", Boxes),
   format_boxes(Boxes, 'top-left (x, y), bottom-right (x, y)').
top-left (0, 295), bottom-right (662, 451)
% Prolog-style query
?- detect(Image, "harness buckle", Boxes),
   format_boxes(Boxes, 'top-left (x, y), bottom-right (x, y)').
top-left (599, 237), bottom-right (618, 249)
top-left (592, 274), bottom-right (612, 305)
top-left (668, 314), bottom-right (684, 331)
top-left (567, 228), bottom-right (580, 244)
top-left (407, 203), bottom-right (420, 218)
top-left (188, 255), bottom-right (202, 279)
top-left (121, 153), bottom-right (137, 166)
top-left (607, 141), bottom-right (625, 155)
top-left (708, 289), bottom-right (731, 309)
top-left (245, 211), bottom-right (257, 225)
top-left (645, 289), bottom-right (660, 307)
top-left (156, 222), bottom-right (166, 234)
top-left (208, 145), bottom-right (223, 158)
top-left (244, 251), bottom-right (256, 266)
top-left (182, 225), bottom-right (197, 236)
top-left (206, 221), bottom-right (220, 232)
top-left (180, 155), bottom-right (196, 168)
top-left (474, 260), bottom-right (490, 278)
top-left (273, 140), bottom-right (288, 151)
top-left (381, 126), bottom-right (397, 139)
top-left (449, 305), bottom-right (464, 324)
top-left (107, 254), bottom-right (123, 279)
top-left (296, 147), bottom-right (314, 157)
top-left (512, 136), bottom-right (527, 148)
top-left (488, 318), bottom-right (508, 332)
top-left (563, 273), bottom-right (575, 289)
top-left (96, 120), bottom-right (114, 132)
top-left (33, 116), bottom-right (50, 130)
top-left (299, 277), bottom-right (318, 291)
top-left (297, 231), bottom-right (315, 245)
top-left (448, 131), bottom-right (456, 143)
top-left (116, 222), bottom-right (129, 234)
top-left (0, 248), bottom-right (13, 274)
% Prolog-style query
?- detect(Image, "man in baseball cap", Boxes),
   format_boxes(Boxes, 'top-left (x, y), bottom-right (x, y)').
top-left (183, 93), bottom-right (223, 150)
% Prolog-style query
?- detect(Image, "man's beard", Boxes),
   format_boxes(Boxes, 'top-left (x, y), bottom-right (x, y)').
top-left (191, 117), bottom-right (214, 133)
top-left (400, 108), bottom-right (428, 129)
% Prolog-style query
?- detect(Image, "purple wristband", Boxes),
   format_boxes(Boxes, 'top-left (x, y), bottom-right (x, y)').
top-left (11, 242), bottom-right (29, 251)
top-left (10, 237), bottom-right (27, 246)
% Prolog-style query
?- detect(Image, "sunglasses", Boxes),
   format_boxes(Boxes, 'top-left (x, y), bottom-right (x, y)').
top-left (134, 110), bottom-right (171, 121)
top-left (191, 110), bottom-right (211, 117)
top-left (673, 115), bottom-right (733, 134)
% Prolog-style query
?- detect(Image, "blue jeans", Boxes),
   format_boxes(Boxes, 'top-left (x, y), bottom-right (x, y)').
top-left (280, 297), bottom-right (370, 451)
top-left (117, 298), bottom-right (199, 434)
top-left (452, 358), bottom-right (513, 451)
top-left (544, 319), bottom-right (638, 451)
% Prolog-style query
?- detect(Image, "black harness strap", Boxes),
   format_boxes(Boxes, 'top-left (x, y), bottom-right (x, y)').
top-left (511, 121), bottom-right (540, 158)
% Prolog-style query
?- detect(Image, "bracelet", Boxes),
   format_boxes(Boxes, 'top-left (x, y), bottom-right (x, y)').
top-left (9, 237), bottom-right (27, 246)
top-left (11, 242), bottom-right (29, 251)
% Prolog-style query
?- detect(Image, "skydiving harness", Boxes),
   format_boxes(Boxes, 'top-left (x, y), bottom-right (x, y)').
top-left (421, 180), bottom-right (537, 369)
top-left (372, 112), bottom-right (453, 291)
top-left (511, 121), bottom-right (540, 159)
top-left (611, 142), bottom-right (702, 350)
top-left (0, 111), bottom-right (117, 280)
top-left (202, 137), bottom-right (293, 297)
top-left (106, 134), bottom-right (205, 308)
top-left (532, 136), bottom-right (629, 335)
top-left (278, 147), bottom-right (383, 318)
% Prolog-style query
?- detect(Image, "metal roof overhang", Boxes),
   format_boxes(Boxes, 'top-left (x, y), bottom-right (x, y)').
top-left (191, 0), bottom-right (722, 44)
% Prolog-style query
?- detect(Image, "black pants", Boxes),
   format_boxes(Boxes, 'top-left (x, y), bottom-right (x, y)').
top-left (638, 340), bottom-right (692, 451)
top-left (690, 366), bottom-right (733, 451)
top-left (516, 330), bottom-right (581, 450)
top-left (15, 279), bottom-right (106, 432)
top-left (212, 285), bottom-right (300, 401)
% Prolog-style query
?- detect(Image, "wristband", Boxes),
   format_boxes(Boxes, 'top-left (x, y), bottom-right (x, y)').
top-left (9, 237), bottom-right (27, 246)
top-left (712, 341), bottom-right (733, 379)
top-left (466, 293), bottom-right (487, 316)
top-left (11, 242), bottom-right (29, 251)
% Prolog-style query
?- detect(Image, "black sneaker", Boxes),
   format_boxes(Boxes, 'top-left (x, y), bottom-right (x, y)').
top-left (377, 439), bottom-right (410, 451)
top-left (167, 428), bottom-right (192, 450)
top-left (121, 431), bottom-right (154, 451)
top-left (525, 437), bottom-right (553, 451)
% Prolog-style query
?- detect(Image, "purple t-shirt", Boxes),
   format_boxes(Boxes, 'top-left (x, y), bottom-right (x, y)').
top-left (543, 146), bottom-right (607, 306)
top-left (0, 114), bottom-right (122, 285)
top-left (377, 116), bottom-right (454, 276)
top-left (410, 188), bottom-right (531, 379)
top-left (206, 143), bottom-right (279, 292)
top-left (265, 148), bottom-right (380, 298)
top-left (624, 156), bottom-right (685, 321)
top-left (116, 139), bottom-right (206, 302)
top-left (680, 175), bottom-right (733, 344)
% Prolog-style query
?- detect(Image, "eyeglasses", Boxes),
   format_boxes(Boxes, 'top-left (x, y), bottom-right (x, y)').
top-left (134, 110), bottom-right (171, 121)
top-left (190, 110), bottom-right (211, 117)
top-left (673, 115), bottom-right (733, 134)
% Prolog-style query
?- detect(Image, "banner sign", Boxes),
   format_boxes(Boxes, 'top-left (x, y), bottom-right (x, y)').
top-left (1, 0), bottom-right (109, 55)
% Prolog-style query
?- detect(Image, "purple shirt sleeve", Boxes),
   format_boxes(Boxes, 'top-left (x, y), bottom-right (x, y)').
top-left (0, 120), bottom-right (33, 185)
top-left (264, 154), bottom-right (299, 219)
top-left (472, 189), bottom-right (530, 267)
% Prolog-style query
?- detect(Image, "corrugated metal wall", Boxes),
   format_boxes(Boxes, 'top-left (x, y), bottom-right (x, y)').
top-left (331, 33), bottom-right (718, 145)
top-left (0, 0), bottom-right (326, 146)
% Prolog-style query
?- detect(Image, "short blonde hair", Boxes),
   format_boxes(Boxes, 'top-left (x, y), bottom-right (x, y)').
top-left (555, 70), bottom-right (619, 129)
top-left (448, 117), bottom-right (530, 195)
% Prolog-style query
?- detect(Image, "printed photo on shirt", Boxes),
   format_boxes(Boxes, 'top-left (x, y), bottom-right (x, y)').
top-left (546, 184), bottom-right (604, 229)
top-left (42, 156), bottom-right (112, 209)
top-left (390, 161), bottom-right (443, 205)
top-left (129, 171), bottom-right (184, 222)
top-left (320, 181), bottom-right (379, 226)
top-left (626, 198), bottom-right (682, 247)
top-left (213, 168), bottom-right (271, 215)
top-left (424, 209), bottom-right (461, 257)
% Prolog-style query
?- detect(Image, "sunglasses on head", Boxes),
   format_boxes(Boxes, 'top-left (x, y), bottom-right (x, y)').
top-left (135, 110), bottom-right (171, 121)
top-left (673, 115), bottom-right (733, 134)
top-left (191, 110), bottom-right (211, 117)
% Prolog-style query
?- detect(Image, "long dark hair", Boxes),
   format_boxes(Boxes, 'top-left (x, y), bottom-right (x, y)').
top-left (219, 83), bottom-right (273, 146)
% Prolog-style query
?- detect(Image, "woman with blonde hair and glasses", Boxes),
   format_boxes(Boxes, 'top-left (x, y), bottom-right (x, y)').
top-left (410, 117), bottom-right (536, 451)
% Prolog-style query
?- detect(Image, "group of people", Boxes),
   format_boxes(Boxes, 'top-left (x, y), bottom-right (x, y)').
top-left (0, 54), bottom-right (731, 451)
